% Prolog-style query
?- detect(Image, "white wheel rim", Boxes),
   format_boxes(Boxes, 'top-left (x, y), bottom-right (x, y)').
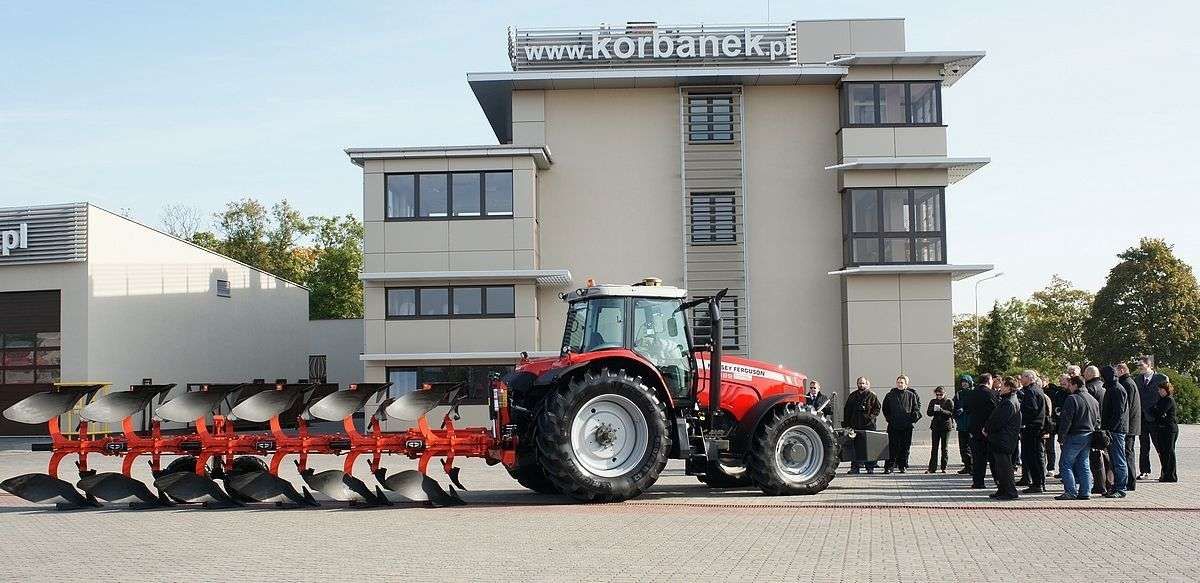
top-left (570, 394), bottom-right (649, 478)
top-left (774, 425), bottom-right (824, 483)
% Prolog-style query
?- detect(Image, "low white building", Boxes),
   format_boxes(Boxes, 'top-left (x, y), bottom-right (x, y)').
top-left (0, 202), bottom-right (361, 434)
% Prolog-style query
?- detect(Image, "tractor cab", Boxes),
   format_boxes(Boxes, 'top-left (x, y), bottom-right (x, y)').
top-left (560, 279), bottom-right (696, 401)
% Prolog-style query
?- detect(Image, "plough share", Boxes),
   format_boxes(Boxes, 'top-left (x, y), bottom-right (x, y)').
top-left (1, 379), bottom-right (517, 510)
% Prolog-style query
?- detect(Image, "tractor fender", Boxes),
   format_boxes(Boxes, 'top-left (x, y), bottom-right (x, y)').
top-left (730, 394), bottom-right (804, 454)
top-left (533, 353), bottom-right (675, 410)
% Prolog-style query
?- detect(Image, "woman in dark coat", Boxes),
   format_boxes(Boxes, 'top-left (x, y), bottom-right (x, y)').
top-left (1148, 383), bottom-right (1179, 482)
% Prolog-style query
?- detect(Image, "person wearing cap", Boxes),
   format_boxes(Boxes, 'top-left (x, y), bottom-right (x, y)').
top-left (926, 386), bottom-right (954, 473)
top-left (1099, 365), bottom-right (1130, 498)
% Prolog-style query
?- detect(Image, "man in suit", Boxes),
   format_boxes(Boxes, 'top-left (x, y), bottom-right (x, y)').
top-left (1115, 362), bottom-right (1141, 490)
top-left (962, 373), bottom-right (999, 489)
top-left (807, 380), bottom-right (832, 419)
top-left (1134, 356), bottom-right (1169, 479)
top-left (984, 378), bottom-right (1023, 500)
top-left (1016, 370), bottom-right (1048, 493)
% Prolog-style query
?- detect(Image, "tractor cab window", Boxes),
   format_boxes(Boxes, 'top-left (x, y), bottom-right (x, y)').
top-left (562, 301), bottom-right (588, 353)
top-left (582, 297), bottom-right (625, 351)
top-left (632, 298), bottom-right (693, 398)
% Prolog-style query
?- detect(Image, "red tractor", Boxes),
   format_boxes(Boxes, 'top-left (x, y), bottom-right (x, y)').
top-left (500, 279), bottom-right (840, 501)
top-left (1, 278), bottom-right (840, 510)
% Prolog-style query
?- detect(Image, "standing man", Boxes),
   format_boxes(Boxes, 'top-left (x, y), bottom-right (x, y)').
top-left (1016, 370), bottom-right (1048, 493)
top-left (984, 378), bottom-right (1023, 500)
top-left (1043, 374), bottom-right (1067, 474)
top-left (926, 386), bottom-right (954, 473)
top-left (1115, 363), bottom-right (1141, 490)
top-left (1134, 356), bottom-right (1169, 479)
top-left (843, 376), bottom-right (882, 474)
top-left (1055, 375), bottom-right (1098, 500)
top-left (882, 375), bottom-right (921, 474)
top-left (1100, 366), bottom-right (1130, 498)
top-left (1083, 366), bottom-right (1112, 495)
top-left (962, 373), bottom-right (999, 489)
top-left (807, 380), bottom-right (832, 420)
top-left (953, 374), bottom-right (974, 474)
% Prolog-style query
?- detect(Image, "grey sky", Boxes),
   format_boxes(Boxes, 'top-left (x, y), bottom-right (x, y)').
top-left (2, 1), bottom-right (1197, 313)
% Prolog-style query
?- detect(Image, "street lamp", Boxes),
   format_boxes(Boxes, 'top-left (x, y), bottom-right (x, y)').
top-left (974, 271), bottom-right (1005, 365)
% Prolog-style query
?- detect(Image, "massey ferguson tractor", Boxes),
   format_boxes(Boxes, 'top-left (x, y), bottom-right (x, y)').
top-left (1, 279), bottom-right (840, 510)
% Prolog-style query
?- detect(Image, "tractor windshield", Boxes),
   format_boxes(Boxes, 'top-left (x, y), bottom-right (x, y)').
top-left (561, 297), bottom-right (625, 354)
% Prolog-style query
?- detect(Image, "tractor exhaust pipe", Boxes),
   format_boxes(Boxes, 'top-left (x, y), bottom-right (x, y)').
top-left (707, 289), bottom-right (727, 430)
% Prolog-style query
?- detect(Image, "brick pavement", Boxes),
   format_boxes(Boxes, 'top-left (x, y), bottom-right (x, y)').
top-left (0, 426), bottom-right (1196, 582)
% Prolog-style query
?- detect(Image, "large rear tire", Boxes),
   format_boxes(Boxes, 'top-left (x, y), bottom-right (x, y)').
top-left (747, 404), bottom-right (838, 495)
top-left (536, 368), bottom-right (669, 502)
top-left (507, 399), bottom-right (560, 494)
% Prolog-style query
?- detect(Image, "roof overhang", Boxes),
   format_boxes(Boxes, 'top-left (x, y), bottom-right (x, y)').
top-left (361, 351), bottom-right (558, 362)
top-left (468, 65), bottom-right (847, 142)
top-left (361, 269), bottom-right (572, 287)
top-left (825, 156), bottom-right (990, 184)
top-left (828, 263), bottom-right (994, 281)
top-left (827, 51), bottom-right (985, 86)
top-left (345, 145), bottom-right (552, 170)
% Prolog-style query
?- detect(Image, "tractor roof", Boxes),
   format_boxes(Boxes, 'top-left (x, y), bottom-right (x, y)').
top-left (566, 282), bottom-right (688, 301)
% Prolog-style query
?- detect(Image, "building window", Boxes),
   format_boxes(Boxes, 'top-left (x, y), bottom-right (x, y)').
top-left (385, 286), bottom-right (516, 319)
top-left (843, 187), bottom-right (946, 266)
top-left (386, 365), bottom-right (514, 405)
top-left (690, 296), bottom-right (741, 351)
top-left (216, 279), bottom-right (231, 298)
top-left (1, 332), bottom-right (60, 385)
top-left (689, 192), bottom-right (736, 244)
top-left (840, 81), bottom-right (942, 127)
top-left (687, 94), bottom-right (734, 142)
top-left (385, 171), bottom-right (513, 221)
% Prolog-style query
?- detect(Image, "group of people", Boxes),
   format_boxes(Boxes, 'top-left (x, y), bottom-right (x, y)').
top-left (825, 356), bottom-right (1180, 501)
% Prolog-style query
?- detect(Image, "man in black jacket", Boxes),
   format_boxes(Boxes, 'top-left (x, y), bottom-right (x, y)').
top-left (1044, 374), bottom-right (1069, 475)
top-left (926, 386), bottom-right (954, 473)
top-left (1100, 365), bottom-right (1130, 498)
top-left (807, 380), bottom-right (832, 419)
top-left (984, 378), bottom-right (1023, 500)
top-left (1016, 370), bottom-right (1048, 493)
top-left (1116, 363), bottom-right (1141, 490)
top-left (882, 375), bottom-right (921, 473)
top-left (962, 373), bottom-right (999, 488)
top-left (843, 376), bottom-right (882, 474)
top-left (953, 374), bottom-right (974, 474)
top-left (1083, 366), bottom-right (1112, 495)
top-left (1134, 356), bottom-right (1169, 478)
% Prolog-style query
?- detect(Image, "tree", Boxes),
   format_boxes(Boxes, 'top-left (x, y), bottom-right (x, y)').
top-left (977, 301), bottom-right (1017, 375)
top-left (1084, 238), bottom-right (1200, 373)
top-left (1020, 276), bottom-right (1093, 372)
top-left (307, 215), bottom-right (364, 319)
top-left (211, 198), bottom-right (314, 285)
top-left (160, 204), bottom-right (206, 240)
top-left (953, 313), bottom-right (986, 372)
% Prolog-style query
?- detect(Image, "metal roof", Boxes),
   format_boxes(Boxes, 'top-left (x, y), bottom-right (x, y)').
top-left (827, 263), bottom-right (994, 281)
top-left (826, 51), bottom-right (985, 86)
top-left (825, 156), bottom-right (990, 184)
top-left (361, 269), bottom-right (572, 287)
top-left (567, 283), bottom-right (689, 301)
top-left (345, 144), bottom-right (552, 170)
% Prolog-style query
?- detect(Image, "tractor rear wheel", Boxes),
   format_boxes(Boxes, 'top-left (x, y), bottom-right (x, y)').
top-left (536, 368), bottom-right (669, 502)
top-left (747, 404), bottom-right (838, 495)
top-left (507, 399), bottom-right (560, 494)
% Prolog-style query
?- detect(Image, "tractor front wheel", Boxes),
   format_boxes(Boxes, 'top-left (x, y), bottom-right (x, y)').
top-left (747, 405), bottom-right (839, 495)
top-left (536, 368), bottom-right (669, 502)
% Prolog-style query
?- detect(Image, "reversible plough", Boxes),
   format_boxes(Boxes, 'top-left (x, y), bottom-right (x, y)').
top-left (1, 379), bottom-right (516, 510)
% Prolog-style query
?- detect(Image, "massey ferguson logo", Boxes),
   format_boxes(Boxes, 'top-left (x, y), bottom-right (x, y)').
top-left (0, 223), bottom-right (28, 256)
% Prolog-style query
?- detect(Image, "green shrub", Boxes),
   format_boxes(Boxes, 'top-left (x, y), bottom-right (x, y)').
top-left (1160, 367), bottom-right (1200, 424)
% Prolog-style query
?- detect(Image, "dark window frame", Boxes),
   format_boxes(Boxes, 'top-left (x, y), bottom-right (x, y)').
top-left (1, 332), bottom-right (62, 386)
top-left (384, 285), bottom-right (516, 320)
top-left (687, 94), bottom-right (736, 143)
top-left (386, 364), bottom-right (515, 405)
top-left (689, 191), bottom-right (737, 245)
top-left (384, 171), bottom-right (514, 222)
top-left (842, 187), bottom-right (947, 266)
top-left (839, 81), bottom-right (943, 128)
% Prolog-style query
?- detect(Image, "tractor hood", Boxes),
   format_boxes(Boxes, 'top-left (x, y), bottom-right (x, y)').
top-left (695, 354), bottom-right (807, 390)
